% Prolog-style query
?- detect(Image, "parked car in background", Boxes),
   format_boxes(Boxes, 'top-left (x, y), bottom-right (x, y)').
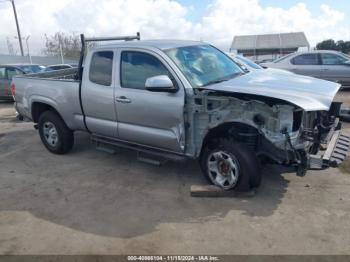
top-left (255, 58), bottom-right (275, 64)
top-left (15, 64), bottom-right (46, 74)
top-left (262, 50), bottom-right (350, 88)
top-left (226, 53), bottom-right (263, 71)
top-left (44, 64), bottom-right (75, 71)
top-left (0, 65), bottom-right (26, 100)
top-left (227, 53), bottom-right (293, 75)
top-left (1, 64), bottom-right (46, 100)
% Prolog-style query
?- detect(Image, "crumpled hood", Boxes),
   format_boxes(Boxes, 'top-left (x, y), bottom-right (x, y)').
top-left (199, 70), bottom-right (341, 111)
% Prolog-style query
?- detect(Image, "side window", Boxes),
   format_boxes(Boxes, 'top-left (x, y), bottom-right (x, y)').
top-left (321, 53), bottom-right (347, 65)
top-left (120, 51), bottom-right (170, 89)
top-left (6, 68), bottom-right (23, 79)
top-left (291, 54), bottom-right (319, 65)
top-left (89, 51), bottom-right (114, 86)
top-left (0, 67), bottom-right (5, 79)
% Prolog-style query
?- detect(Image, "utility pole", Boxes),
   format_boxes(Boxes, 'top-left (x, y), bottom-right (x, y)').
top-left (25, 35), bottom-right (32, 64)
top-left (6, 37), bottom-right (15, 55)
top-left (58, 35), bottom-right (64, 64)
top-left (15, 35), bottom-right (31, 63)
top-left (59, 41), bottom-right (64, 64)
top-left (10, 0), bottom-right (24, 56)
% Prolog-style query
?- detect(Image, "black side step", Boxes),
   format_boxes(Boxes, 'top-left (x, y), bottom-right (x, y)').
top-left (91, 135), bottom-right (189, 163)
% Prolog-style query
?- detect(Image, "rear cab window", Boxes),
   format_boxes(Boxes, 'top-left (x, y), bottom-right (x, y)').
top-left (89, 51), bottom-right (114, 86)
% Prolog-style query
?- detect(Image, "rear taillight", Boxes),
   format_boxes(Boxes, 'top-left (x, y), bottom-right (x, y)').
top-left (10, 81), bottom-right (15, 97)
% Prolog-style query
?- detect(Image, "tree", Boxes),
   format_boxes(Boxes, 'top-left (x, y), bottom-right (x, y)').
top-left (316, 39), bottom-right (337, 51)
top-left (44, 32), bottom-right (81, 59)
top-left (316, 39), bottom-right (350, 54)
top-left (336, 40), bottom-right (350, 54)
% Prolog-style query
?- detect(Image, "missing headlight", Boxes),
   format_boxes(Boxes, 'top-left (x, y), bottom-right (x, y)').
top-left (329, 102), bottom-right (342, 117)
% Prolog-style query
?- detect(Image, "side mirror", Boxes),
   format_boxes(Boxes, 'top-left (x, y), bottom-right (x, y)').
top-left (240, 65), bottom-right (249, 72)
top-left (145, 75), bottom-right (178, 93)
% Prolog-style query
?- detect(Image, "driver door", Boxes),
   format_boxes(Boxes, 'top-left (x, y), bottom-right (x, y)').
top-left (114, 49), bottom-right (185, 153)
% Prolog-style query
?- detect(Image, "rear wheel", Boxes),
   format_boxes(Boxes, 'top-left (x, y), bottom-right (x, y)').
top-left (38, 111), bottom-right (74, 154)
top-left (200, 138), bottom-right (261, 191)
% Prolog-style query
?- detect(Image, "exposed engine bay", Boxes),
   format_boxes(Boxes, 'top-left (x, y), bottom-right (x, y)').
top-left (185, 90), bottom-right (343, 176)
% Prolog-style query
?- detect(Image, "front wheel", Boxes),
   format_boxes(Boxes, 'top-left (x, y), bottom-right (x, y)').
top-left (200, 138), bottom-right (261, 191)
top-left (38, 111), bottom-right (74, 154)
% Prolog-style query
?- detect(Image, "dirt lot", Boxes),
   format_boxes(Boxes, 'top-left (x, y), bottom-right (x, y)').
top-left (1, 93), bottom-right (350, 255)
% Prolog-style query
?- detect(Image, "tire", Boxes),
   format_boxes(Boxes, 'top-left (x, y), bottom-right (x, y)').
top-left (38, 111), bottom-right (74, 154)
top-left (200, 138), bottom-right (261, 191)
top-left (16, 114), bottom-right (24, 121)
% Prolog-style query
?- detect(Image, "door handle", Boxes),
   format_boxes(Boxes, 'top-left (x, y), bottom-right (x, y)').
top-left (116, 96), bottom-right (131, 103)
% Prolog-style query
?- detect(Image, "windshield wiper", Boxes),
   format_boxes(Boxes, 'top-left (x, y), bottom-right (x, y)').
top-left (200, 72), bottom-right (242, 87)
top-left (201, 79), bottom-right (227, 87)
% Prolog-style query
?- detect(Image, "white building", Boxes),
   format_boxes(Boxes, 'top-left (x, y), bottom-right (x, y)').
top-left (230, 32), bottom-right (310, 62)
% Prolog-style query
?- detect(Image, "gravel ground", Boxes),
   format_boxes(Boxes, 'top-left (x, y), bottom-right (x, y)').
top-left (0, 94), bottom-right (350, 255)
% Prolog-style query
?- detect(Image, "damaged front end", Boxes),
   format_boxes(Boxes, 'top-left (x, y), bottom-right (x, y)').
top-left (186, 90), bottom-right (350, 176)
top-left (303, 104), bottom-right (350, 171)
top-left (279, 102), bottom-right (350, 176)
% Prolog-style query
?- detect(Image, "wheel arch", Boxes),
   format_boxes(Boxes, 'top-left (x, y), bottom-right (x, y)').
top-left (31, 101), bottom-right (63, 124)
top-left (200, 121), bottom-right (260, 157)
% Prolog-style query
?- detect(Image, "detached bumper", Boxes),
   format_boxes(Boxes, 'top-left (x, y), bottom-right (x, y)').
top-left (309, 130), bottom-right (350, 169)
top-left (340, 107), bottom-right (350, 122)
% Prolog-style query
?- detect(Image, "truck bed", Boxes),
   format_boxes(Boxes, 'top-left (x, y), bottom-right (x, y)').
top-left (13, 68), bottom-right (85, 131)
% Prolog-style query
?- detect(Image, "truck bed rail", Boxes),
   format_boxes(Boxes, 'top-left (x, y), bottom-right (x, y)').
top-left (84, 33), bottom-right (140, 42)
top-left (17, 68), bottom-right (78, 81)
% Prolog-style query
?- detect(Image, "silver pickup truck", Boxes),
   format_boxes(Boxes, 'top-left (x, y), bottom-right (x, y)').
top-left (13, 33), bottom-right (350, 192)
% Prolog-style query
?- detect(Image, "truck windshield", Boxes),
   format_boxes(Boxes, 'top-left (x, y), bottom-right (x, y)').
top-left (165, 45), bottom-right (244, 88)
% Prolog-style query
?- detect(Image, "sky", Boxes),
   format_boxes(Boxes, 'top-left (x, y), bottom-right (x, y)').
top-left (0, 0), bottom-right (349, 55)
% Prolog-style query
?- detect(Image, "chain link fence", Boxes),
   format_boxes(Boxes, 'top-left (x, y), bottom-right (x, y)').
top-left (0, 37), bottom-right (78, 65)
